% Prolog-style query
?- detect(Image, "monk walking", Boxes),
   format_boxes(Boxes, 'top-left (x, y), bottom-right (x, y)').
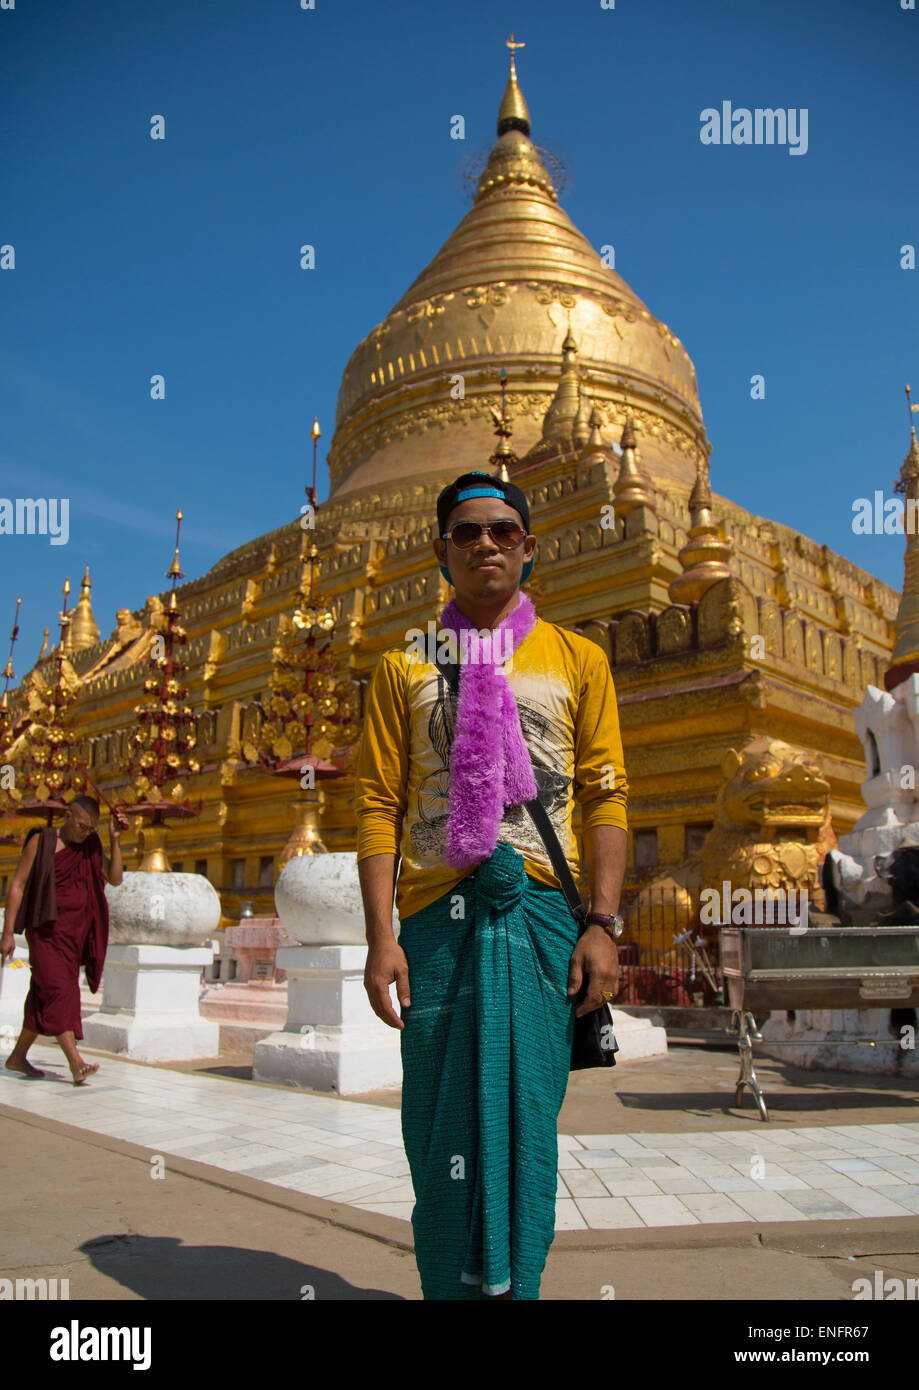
top-left (1, 795), bottom-right (123, 1084)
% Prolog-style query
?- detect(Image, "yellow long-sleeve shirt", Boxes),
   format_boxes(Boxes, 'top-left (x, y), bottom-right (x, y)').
top-left (355, 615), bottom-right (629, 922)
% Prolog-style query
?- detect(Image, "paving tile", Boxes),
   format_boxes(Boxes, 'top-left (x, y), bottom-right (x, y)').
top-left (575, 1197), bottom-right (643, 1229)
top-left (562, 1170), bottom-right (612, 1198)
top-left (227, 1156), bottom-right (324, 1180)
top-left (882, 1187), bottom-right (919, 1214)
top-left (600, 1175), bottom-right (664, 1198)
top-left (678, 1193), bottom-right (751, 1223)
top-left (707, 1175), bottom-right (762, 1192)
top-left (824, 1186), bottom-right (915, 1217)
top-left (552, 1199), bottom-right (587, 1230)
top-left (573, 1134), bottom-right (635, 1149)
top-left (849, 1170), bottom-right (908, 1188)
top-left (556, 1149), bottom-right (589, 1170)
top-left (350, 1201), bottom-right (414, 1220)
top-left (573, 1151), bottom-right (631, 1170)
top-left (654, 1175), bottom-right (715, 1195)
top-left (208, 1146), bottom-right (287, 1171)
top-left (779, 1190), bottom-right (866, 1220)
top-left (870, 1158), bottom-right (919, 1178)
top-left (728, 1191), bottom-right (810, 1221)
top-left (825, 1158), bottom-right (891, 1174)
top-left (625, 1195), bottom-right (699, 1227)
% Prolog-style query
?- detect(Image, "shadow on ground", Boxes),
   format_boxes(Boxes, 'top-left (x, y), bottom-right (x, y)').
top-left (79, 1234), bottom-right (405, 1300)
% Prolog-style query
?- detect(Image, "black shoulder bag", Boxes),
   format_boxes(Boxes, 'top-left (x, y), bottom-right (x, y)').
top-left (432, 653), bottom-right (619, 1071)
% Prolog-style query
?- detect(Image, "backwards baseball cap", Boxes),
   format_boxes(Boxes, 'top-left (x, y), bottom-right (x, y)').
top-left (436, 471), bottom-right (534, 584)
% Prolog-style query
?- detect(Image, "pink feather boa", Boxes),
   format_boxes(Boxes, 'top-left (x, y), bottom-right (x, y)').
top-left (440, 591), bottom-right (538, 868)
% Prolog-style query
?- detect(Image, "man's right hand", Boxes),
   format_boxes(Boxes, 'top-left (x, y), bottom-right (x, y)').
top-left (364, 940), bottom-right (411, 1030)
top-left (1, 931), bottom-right (16, 966)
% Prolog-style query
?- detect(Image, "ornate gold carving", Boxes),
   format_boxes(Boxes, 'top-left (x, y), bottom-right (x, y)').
top-left (656, 606), bottom-right (693, 656)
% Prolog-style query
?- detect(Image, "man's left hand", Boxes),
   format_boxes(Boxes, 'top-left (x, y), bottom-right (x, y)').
top-left (110, 812), bottom-right (128, 838)
top-left (567, 924), bottom-right (620, 1018)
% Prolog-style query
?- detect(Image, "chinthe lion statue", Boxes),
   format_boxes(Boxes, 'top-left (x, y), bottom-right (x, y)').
top-left (632, 735), bottom-right (836, 932)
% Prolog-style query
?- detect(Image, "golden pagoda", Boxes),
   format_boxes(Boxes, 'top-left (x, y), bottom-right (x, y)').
top-left (0, 38), bottom-right (901, 924)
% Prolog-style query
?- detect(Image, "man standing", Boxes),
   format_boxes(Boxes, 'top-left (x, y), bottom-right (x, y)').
top-left (356, 470), bottom-right (629, 1300)
top-left (2, 795), bottom-right (123, 1084)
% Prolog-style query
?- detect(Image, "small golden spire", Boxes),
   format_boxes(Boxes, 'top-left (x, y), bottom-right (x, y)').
top-left (885, 386), bottom-right (919, 690)
top-left (488, 368), bottom-right (518, 480)
top-left (612, 414), bottom-right (655, 520)
top-left (68, 563), bottom-right (101, 651)
top-left (2, 596), bottom-right (20, 685)
top-left (475, 34), bottom-right (555, 203)
top-left (36, 625), bottom-right (49, 663)
top-left (668, 455), bottom-right (734, 604)
top-left (542, 329), bottom-right (582, 443)
top-left (58, 577), bottom-right (73, 653)
top-left (166, 509), bottom-right (185, 583)
top-left (498, 32), bottom-right (530, 136)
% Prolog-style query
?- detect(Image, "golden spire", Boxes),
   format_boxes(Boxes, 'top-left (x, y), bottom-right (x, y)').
top-left (475, 33), bottom-right (555, 204)
top-left (498, 32), bottom-right (530, 135)
top-left (58, 577), bottom-right (73, 653)
top-left (36, 625), bottom-right (49, 663)
top-left (612, 414), bottom-right (655, 520)
top-left (668, 455), bottom-right (735, 604)
top-left (166, 509), bottom-right (185, 583)
top-left (68, 563), bottom-right (101, 651)
top-left (542, 328), bottom-right (581, 442)
top-left (579, 405), bottom-right (613, 464)
top-left (572, 389), bottom-right (592, 449)
top-left (0, 596), bottom-right (20, 749)
top-left (885, 385), bottom-right (919, 690)
top-left (488, 368), bottom-right (518, 481)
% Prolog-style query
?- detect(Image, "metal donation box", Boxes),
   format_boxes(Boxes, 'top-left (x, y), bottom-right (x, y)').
top-left (719, 926), bottom-right (919, 1120)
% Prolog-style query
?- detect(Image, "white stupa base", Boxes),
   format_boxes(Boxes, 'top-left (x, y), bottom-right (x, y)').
top-left (607, 1008), bottom-right (669, 1061)
top-left (82, 944), bottom-right (219, 1062)
top-left (252, 944), bottom-right (403, 1094)
top-left (759, 1009), bottom-right (919, 1076)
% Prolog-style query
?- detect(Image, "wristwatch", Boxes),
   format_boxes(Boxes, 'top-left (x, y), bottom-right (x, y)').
top-left (586, 911), bottom-right (625, 939)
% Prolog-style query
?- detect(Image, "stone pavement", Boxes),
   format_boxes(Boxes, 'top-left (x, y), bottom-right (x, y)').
top-left (3, 1039), bottom-right (919, 1303)
top-left (2, 1038), bottom-right (919, 1233)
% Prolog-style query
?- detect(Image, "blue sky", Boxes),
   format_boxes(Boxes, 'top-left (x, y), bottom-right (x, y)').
top-left (1, 0), bottom-right (916, 669)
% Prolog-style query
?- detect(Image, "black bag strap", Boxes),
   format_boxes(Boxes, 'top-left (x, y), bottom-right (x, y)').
top-left (432, 652), bottom-right (589, 927)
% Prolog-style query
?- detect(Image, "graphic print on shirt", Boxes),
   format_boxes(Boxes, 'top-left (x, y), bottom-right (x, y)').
top-left (410, 672), bottom-right (456, 856)
top-left (406, 669), bottom-right (574, 867)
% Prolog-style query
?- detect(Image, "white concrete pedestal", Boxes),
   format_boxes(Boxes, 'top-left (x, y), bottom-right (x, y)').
top-left (0, 935), bottom-right (31, 1042)
top-left (759, 1008), bottom-right (919, 1076)
top-left (608, 1008), bottom-right (669, 1061)
top-left (252, 944), bottom-right (403, 1094)
top-left (82, 944), bottom-right (219, 1061)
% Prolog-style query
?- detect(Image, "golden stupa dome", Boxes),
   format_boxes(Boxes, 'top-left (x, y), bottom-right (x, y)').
top-left (328, 43), bottom-right (707, 500)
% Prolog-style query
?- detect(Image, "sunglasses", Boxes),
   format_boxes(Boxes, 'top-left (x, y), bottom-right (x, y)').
top-left (442, 520), bottom-right (526, 550)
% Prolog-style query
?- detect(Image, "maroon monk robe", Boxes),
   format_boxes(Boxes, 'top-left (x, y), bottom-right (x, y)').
top-left (15, 826), bottom-right (110, 1039)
